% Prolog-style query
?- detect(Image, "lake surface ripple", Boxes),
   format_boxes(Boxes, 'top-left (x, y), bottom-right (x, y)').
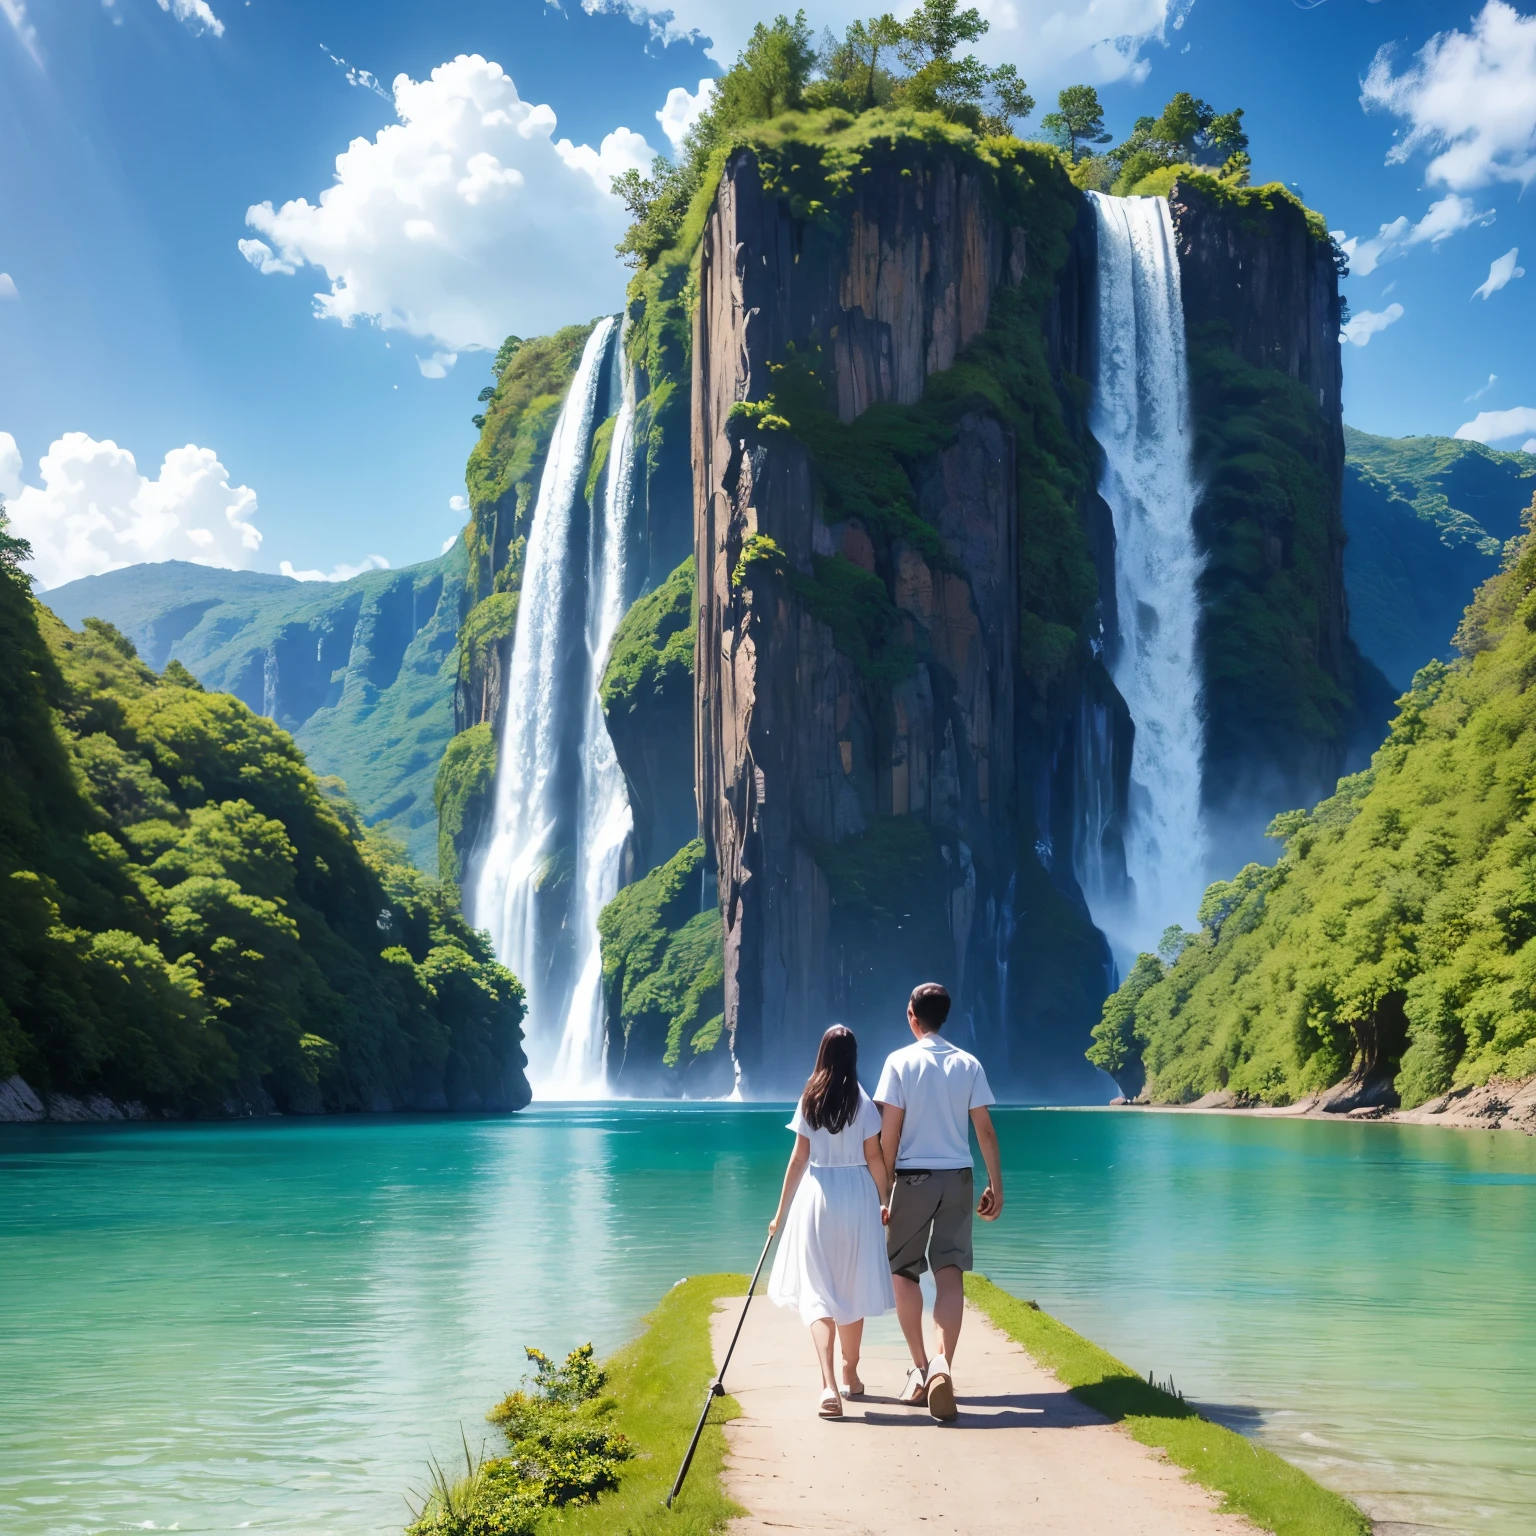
top-left (0, 1106), bottom-right (1530, 1534)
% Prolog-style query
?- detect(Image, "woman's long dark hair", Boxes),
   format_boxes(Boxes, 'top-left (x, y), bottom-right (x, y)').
top-left (801, 1025), bottom-right (861, 1133)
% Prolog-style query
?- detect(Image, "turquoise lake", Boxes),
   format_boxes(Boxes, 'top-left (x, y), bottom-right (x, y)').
top-left (1, 1106), bottom-right (1531, 1535)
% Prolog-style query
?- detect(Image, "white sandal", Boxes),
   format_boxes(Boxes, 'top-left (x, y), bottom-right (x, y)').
top-left (818, 1386), bottom-right (844, 1419)
top-left (898, 1366), bottom-right (928, 1405)
top-left (841, 1366), bottom-right (865, 1398)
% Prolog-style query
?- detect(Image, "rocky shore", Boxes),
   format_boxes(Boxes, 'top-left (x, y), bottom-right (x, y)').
top-left (1122, 1073), bottom-right (1536, 1135)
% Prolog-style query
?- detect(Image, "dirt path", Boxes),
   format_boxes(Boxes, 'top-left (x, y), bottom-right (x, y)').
top-left (710, 1294), bottom-right (1255, 1535)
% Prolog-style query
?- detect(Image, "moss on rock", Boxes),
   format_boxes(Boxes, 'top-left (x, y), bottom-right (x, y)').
top-left (600, 558), bottom-right (695, 715)
top-left (597, 839), bottom-right (729, 1094)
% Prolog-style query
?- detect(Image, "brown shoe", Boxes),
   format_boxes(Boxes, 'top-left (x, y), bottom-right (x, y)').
top-left (926, 1358), bottom-right (957, 1422)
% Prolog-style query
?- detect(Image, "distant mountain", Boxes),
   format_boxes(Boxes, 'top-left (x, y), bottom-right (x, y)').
top-left (1342, 427), bottom-right (1536, 691)
top-left (42, 546), bottom-right (468, 871)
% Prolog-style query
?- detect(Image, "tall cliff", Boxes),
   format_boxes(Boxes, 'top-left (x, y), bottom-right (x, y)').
top-left (691, 127), bottom-right (1114, 1096)
top-left (1168, 175), bottom-right (1392, 865)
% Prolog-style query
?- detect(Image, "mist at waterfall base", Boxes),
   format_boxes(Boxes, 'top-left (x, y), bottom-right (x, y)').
top-left (471, 317), bottom-right (640, 1097)
top-left (1078, 192), bottom-right (1210, 974)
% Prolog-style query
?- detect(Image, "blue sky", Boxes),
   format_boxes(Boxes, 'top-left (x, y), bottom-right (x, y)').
top-left (1, 1), bottom-right (1533, 589)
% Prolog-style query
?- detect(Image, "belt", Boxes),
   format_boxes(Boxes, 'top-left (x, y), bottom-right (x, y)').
top-left (896, 1166), bottom-right (971, 1177)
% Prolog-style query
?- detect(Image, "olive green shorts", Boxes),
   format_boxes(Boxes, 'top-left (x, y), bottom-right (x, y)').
top-left (886, 1167), bottom-right (974, 1281)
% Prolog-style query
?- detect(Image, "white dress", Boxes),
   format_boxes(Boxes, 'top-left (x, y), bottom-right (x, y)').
top-left (766, 1088), bottom-right (896, 1326)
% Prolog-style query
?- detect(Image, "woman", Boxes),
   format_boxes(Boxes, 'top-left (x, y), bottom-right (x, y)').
top-left (766, 1025), bottom-right (895, 1419)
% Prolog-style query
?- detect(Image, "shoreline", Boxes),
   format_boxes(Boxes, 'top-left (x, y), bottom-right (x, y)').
top-left (1109, 1073), bottom-right (1536, 1136)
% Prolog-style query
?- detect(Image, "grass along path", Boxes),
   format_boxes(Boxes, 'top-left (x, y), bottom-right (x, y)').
top-left (541, 1275), bottom-right (746, 1536)
top-left (966, 1275), bottom-right (1369, 1536)
top-left (407, 1272), bottom-right (1364, 1536)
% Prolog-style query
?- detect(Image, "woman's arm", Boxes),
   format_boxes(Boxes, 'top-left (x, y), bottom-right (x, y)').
top-left (862, 1133), bottom-right (889, 1206)
top-left (768, 1135), bottom-right (811, 1233)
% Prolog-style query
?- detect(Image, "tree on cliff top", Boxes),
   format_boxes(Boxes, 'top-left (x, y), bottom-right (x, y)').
top-left (1041, 85), bottom-right (1112, 162)
top-left (1107, 92), bottom-right (1249, 193)
top-left (612, 4), bottom-right (1037, 269)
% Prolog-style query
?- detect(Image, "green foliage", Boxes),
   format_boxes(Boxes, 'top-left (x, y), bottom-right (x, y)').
top-left (968, 1276), bottom-right (1370, 1536)
top-left (791, 554), bottom-right (917, 682)
top-left (1096, 508), bottom-right (1536, 1105)
top-left (730, 533), bottom-right (788, 590)
top-left (600, 558), bottom-right (695, 715)
top-left (414, 1277), bottom-right (748, 1536)
top-left (1105, 91), bottom-right (1248, 196)
top-left (434, 723), bottom-right (498, 891)
top-left (45, 550), bottom-right (469, 871)
top-left (1342, 426), bottom-right (1536, 689)
top-left (408, 1345), bottom-right (630, 1536)
top-left (464, 323), bottom-right (597, 604)
top-left (1041, 84), bottom-right (1112, 161)
top-left (0, 574), bottom-right (525, 1113)
top-left (1187, 320), bottom-right (1354, 775)
top-left (597, 840), bottom-right (728, 1085)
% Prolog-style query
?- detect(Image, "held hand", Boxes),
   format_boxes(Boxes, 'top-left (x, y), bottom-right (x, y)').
top-left (977, 1185), bottom-right (1003, 1221)
top-left (880, 1204), bottom-right (891, 1227)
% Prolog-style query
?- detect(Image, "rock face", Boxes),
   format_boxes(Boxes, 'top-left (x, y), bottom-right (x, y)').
top-left (1168, 178), bottom-right (1383, 863)
top-left (692, 149), bottom-right (1107, 1095)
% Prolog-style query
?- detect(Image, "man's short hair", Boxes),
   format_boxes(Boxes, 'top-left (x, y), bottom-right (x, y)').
top-left (909, 982), bottom-right (951, 1030)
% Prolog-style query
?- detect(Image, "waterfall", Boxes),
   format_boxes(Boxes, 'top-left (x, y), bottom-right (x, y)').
top-left (554, 348), bottom-right (639, 1090)
top-left (1085, 192), bottom-right (1207, 960)
top-left (472, 315), bottom-right (636, 1094)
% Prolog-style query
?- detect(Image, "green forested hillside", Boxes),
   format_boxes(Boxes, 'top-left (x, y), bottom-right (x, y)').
top-left (1342, 427), bottom-right (1536, 690)
top-left (45, 546), bottom-right (467, 870)
top-left (1090, 496), bottom-right (1536, 1107)
top-left (0, 515), bottom-right (527, 1116)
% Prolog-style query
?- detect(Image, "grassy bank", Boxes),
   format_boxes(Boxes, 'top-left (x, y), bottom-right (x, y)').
top-left (407, 1275), bottom-right (745, 1536)
top-left (967, 1275), bottom-right (1369, 1536)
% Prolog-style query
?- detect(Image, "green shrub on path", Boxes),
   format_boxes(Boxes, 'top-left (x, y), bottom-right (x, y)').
top-left (405, 1277), bottom-right (746, 1536)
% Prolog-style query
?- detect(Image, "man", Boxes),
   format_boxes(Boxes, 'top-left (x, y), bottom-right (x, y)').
top-left (874, 982), bottom-right (1004, 1422)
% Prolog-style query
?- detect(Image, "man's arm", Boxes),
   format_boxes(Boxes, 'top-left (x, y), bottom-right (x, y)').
top-left (971, 1105), bottom-right (1004, 1220)
top-left (877, 1101), bottom-right (904, 1192)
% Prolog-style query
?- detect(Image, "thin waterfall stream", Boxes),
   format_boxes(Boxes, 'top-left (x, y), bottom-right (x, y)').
top-left (472, 315), bottom-right (636, 1094)
top-left (1082, 192), bottom-right (1207, 960)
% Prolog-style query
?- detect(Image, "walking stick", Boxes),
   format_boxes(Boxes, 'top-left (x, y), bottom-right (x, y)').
top-left (665, 1227), bottom-right (776, 1509)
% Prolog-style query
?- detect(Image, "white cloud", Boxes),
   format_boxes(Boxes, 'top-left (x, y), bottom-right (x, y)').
top-left (1362, 1), bottom-right (1536, 191)
top-left (449, 494), bottom-right (468, 512)
top-left (0, 273), bottom-right (16, 300)
top-left (556, 126), bottom-right (653, 191)
top-left (657, 79), bottom-right (715, 154)
top-left (241, 55), bottom-right (653, 354)
top-left (1524, 439), bottom-right (1536, 453)
top-left (1, 431), bottom-right (261, 590)
top-left (587, 0), bottom-right (1196, 87)
top-left (1335, 194), bottom-right (1493, 277)
top-left (1473, 247), bottom-right (1525, 300)
top-left (155, 0), bottom-right (222, 37)
top-left (440, 534), bottom-right (458, 553)
top-left (2, 0), bottom-right (41, 66)
top-left (1341, 303), bottom-right (1404, 347)
top-left (322, 45), bottom-right (390, 99)
top-left (280, 554), bottom-right (389, 583)
top-left (417, 350), bottom-right (458, 379)
top-left (1466, 373), bottom-right (1498, 403)
top-left (1455, 406), bottom-right (1536, 446)
top-left (237, 238), bottom-right (295, 276)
